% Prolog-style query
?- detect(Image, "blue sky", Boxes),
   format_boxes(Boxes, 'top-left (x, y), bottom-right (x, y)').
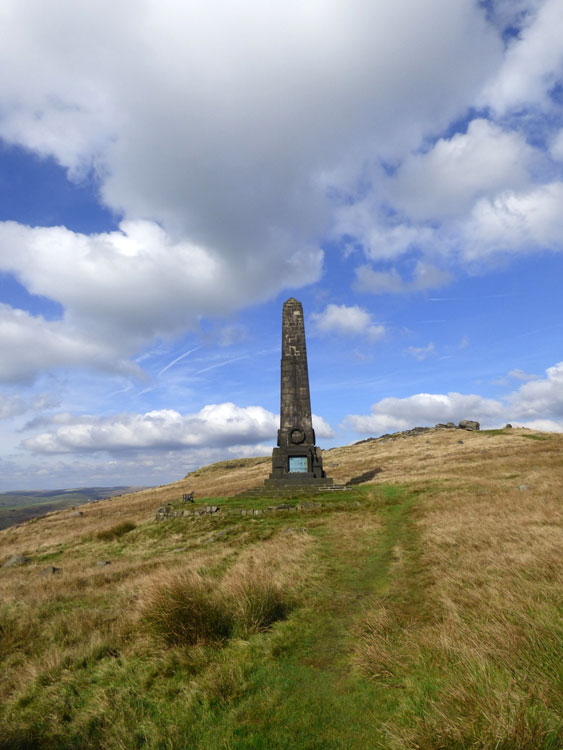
top-left (1, 0), bottom-right (563, 490)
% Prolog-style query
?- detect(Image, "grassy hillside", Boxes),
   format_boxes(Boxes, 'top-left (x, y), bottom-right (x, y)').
top-left (0, 487), bottom-right (148, 531)
top-left (0, 427), bottom-right (561, 749)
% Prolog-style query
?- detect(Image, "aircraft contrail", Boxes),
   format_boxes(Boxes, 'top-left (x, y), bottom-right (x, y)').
top-left (158, 346), bottom-right (201, 377)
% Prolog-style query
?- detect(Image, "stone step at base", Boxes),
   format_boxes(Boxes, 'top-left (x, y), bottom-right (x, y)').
top-left (236, 484), bottom-right (350, 499)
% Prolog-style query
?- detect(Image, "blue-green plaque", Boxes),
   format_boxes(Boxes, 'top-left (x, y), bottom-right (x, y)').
top-left (289, 456), bottom-right (307, 473)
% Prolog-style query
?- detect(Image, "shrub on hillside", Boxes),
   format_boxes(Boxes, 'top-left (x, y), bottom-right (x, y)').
top-left (141, 571), bottom-right (233, 646)
top-left (96, 521), bottom-right (136, 541)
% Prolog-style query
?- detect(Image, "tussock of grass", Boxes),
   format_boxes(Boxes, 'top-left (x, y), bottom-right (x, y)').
top-left (228, 572), bottom-right (291, 634)
top-left (140, 537), bottom-right (307, 646)
top-left (141, 570), bottom-right (232, 646)
top-left (95, 520), bottom-right (136, 541)
top-left (223, 532), bottom-right (312, 634)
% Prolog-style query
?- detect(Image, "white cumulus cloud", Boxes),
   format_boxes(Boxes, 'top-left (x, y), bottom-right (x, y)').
top-left (23, 403), bottom-right (333, 454)
top-left (0, 217), bottom-right (323, 383)
top-left (344, 360), bottom-right (563, 435)
top-left (0, 220), bottom-right (321, 344)
top-left (481, 0), bottom-right (563, 114)
top-left (1, 0), bottom-right (562, 392)
top-left (24, 404), bottom-right (279, 454)
top-left (510, 361), bottom-right (563, 418)
top-left (345, 392), bottom-right (504, 434)
top-left (389, 119), bottom-right (536, 221)
top-left (311, 304), bottom-right (385, 342)
top-left (461, 182), bottom-right (563, 259)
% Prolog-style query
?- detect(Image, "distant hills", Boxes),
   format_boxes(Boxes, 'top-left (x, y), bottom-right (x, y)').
top-left (0, 486), bottom-right (149, 530)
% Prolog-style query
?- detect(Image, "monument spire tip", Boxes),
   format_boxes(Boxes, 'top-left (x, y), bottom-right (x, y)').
top-left (284, 297), bottom-right (302, 309)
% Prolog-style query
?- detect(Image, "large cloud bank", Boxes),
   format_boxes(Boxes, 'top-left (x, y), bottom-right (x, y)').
top-left (0, 0), bottom-right (530, 381)
top-left (23, 404), bottom-right (333, 454)
top-left (0, 1), bottom-right (561, 381)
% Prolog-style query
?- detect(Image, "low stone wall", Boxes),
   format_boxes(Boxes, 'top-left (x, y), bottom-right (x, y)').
top-left (155, 500), bottom-right (323, 521)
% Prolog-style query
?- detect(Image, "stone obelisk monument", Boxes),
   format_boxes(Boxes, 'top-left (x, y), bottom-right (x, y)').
top-left (265, 298), bottom-right (332, 488)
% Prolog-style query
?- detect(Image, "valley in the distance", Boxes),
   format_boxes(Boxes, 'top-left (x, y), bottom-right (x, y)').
top-left (0, 486), bottom-right (149, 530)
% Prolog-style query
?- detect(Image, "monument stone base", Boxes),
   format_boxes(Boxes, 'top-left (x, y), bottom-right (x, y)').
top-left (265, 445), bottom-right (333, 488)
top-left (263, 477), bottom-right (334, 488)
top-left (237, 481), bottom-right (341, 500)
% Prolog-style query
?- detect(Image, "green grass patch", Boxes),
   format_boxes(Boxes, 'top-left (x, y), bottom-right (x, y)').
top-left (95, 521), bottom-right (136, 541)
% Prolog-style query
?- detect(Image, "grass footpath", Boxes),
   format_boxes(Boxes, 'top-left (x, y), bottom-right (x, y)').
top-left (186, 486), bottom-right (416, 749)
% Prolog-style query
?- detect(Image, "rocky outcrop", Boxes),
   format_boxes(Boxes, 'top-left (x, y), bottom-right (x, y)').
top-left (2, 554), bottom-right (31, 568)
top-left (435, 420), bottom-right (480, 431)
top-left (458, 420), bottom-right (480, 431)
top-left (370, 426), bottom-right (431, 443)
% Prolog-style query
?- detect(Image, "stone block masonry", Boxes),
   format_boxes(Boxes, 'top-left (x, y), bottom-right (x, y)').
top-left (265, 298), bottom-right (332, 488)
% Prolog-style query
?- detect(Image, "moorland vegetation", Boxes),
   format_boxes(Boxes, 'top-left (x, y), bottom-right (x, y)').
top-left (0, 427), bottom-right (561, 749)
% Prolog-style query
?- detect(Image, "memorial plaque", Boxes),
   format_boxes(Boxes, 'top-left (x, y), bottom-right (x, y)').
top-left (289, 456), bottom-right (307, 473)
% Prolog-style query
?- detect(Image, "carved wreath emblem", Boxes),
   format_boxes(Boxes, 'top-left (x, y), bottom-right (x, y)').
top-left (290, 428), bottom-right (306, 444)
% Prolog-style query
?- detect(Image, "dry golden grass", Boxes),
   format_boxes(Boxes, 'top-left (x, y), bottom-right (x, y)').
top-left (223, 528), bottom-right (313, 581)
top-left (327, 425), bottom-right (562, 488)
top-left (222, 531), bottom-right (314, 633)
top-left (2, 426), bottom-right (559, 632)
top-left (0, 426), bottom-right (561, 748)
top-left (137, 531), bottom-right (314, 643)
top-left (2, 427), bottom-right (560, 620)
top-left (140, 570), bottom-right (233, 645)
top-left (322, 507), bottom-right (383, 549)
top-left (348, 428), bottom-right (563, 748)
